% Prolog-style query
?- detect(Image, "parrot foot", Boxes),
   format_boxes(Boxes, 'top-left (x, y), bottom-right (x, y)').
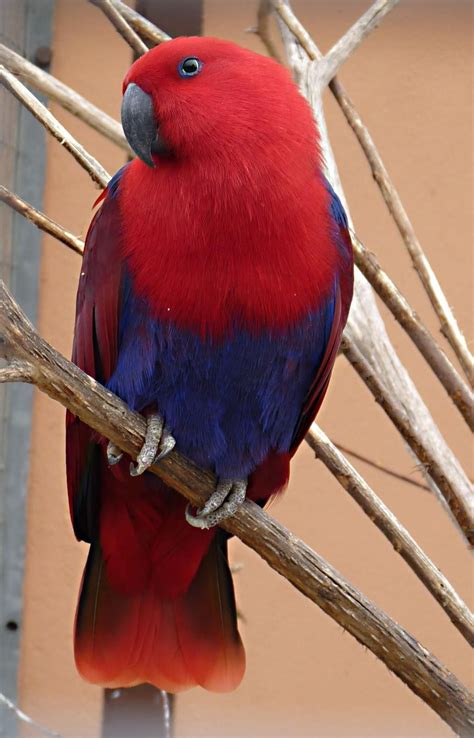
top-left (185, 478), bottom-right (247, 529)
top-left (107, 441), bottom-right (123, 466)
top-left (129, 413), bottom-right (176, 477)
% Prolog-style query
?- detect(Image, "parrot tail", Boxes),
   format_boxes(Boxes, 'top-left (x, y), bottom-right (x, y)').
top-left (74, 531), bottom-right (245, 693)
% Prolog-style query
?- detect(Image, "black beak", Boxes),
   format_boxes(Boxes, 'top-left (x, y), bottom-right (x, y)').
top-left (121, 83), bottom-right (167, 167)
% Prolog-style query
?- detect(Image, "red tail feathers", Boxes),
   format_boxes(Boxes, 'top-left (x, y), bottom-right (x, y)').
top-left (74, 533), bottom-right (245, 693)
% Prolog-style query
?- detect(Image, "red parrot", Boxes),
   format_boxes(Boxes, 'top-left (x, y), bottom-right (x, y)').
top-left (66, 37), bottom-right (353, 693)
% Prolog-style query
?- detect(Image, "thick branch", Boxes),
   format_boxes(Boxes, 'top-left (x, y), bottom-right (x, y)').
top-left (92, 0), bottom-right (148, 56)
top-left (351, 234), bottom-right (473, 428)
top-left (318, 0), bottom-right (399, 90)
top-left (308, 425), bottom-right (474, 645)
top-left (0, 186), bottom-right (84, 256)
top-left (0, 43), bottom-right (128, 151)
top-left (0, 361), bottom-right (35, 384)
top-left (0, 66), bottom-right (109, 189)
top-left (0, 279), bottom-right (472, 736)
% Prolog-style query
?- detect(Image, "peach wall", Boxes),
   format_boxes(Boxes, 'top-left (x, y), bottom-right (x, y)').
top-left (17, 2), bottom-right (472, 737)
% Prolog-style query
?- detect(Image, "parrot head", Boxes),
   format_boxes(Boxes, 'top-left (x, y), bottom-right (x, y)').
top-left (121, 36), bottom-right (317, 168)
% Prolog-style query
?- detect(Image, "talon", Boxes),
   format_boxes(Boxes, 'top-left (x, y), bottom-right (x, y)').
top-left (155, 427), bottom-right (176, 461)
top-left (129, 413), bottom-right (175, 477)
top-left (107, 441), bottom-right (123, 466)
top-left (186, 478), bottom-right (247, 529)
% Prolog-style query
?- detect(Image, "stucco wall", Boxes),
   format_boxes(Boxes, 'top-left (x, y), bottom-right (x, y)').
top-left (16, 2), bottom-right (472, 737)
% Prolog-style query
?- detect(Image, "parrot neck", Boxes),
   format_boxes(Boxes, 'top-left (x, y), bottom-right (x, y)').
top-left (118, 157), bottom-right (341, 339)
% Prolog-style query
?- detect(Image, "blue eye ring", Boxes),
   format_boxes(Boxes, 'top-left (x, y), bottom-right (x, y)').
top-left (178, 56), bottom-right (202, 78)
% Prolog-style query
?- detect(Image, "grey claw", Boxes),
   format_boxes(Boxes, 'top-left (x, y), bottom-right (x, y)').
top-left (129, 413), bottom-right (176, 477)
top-left (185, 478), bottom-right (247, 529)
top-left (107, 441), bottom-right (123, 466)
top-left (155, 427), bottom-right (176, 461)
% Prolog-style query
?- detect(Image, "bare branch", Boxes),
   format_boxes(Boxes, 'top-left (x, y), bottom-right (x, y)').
top-left (249, 0), bottom-right (284, 63)
top-left (0, 43), bottom-right (128, 151)
top-left (112, 0), bottom-right (170, 45)
top-left (341, 337), bottom-right (474, 544)
top-left (0, 186), bottom-right (84, 256)
top-left (330, 79), bottom-right (474, 384)
top-left (0, 692), bottom-right (60, 738)
top-left (0, 278), bottom-right (473, 736)
top-left (92, 0), bottom-right (148, 56)
top-left (270, 1), bottom-right (473, 385)
top-left (333, 441), bottom-right (430, 492)
top-left (0, 66), bottom-right (109, 189)
top-left (0, 361), bottom-right (35, 384)
top-left (351, 233), bottom-right (473, 428)
top-left (308, 425), bottom-right (474, 645)
top-left (318, 0), bottom-right (399, 90)
top-left (275, 0), bottom-right (473, 547)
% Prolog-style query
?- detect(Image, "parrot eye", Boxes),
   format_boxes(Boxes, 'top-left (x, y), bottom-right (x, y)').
top-left (178, 57), bottom-right (202, 78)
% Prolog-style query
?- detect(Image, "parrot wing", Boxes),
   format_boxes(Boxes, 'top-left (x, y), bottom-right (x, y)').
top-left (66, 165), bottom-right (128, 542)
top-left (289, 182), bottom-right (353, 454)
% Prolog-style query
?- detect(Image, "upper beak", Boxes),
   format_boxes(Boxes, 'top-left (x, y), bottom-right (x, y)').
top-left (121, 83), bottom-right (166, 167)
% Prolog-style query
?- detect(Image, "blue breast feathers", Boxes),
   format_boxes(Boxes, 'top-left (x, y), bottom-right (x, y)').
top-left (106, 271), bottom-right (336, 479)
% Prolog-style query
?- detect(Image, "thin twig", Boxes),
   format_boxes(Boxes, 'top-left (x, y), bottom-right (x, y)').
top-left (272, 0), bottom-right (473, 547)
top-left (330, 78), bottom-right (474, 384)
top-left (341, 336), bottom-right (474, 544)
top-left (0, 186), bottom-right (84, 255)
top-left (92, 0), bottom-right (148, 56)
top-left (0, 278), bottom-right (472, 737)
top-left (112, 0), bottom-right (170, 45)
top-left (0, 43), bottom-right (128, 151)
top-left (0, 692), bottom-right (60, 738)
top-left (270, 0), bottom-right (473, 385)
top-left (308, 424), bottom-right (474, 645)
top-left (247, 0), bottom-right (284, 63)
top-left (333, 442), bottom-right (430, 492)
top-left (0, 66), bottom-right (109, 189)
top-left (351, 233), bottom-right (473, 429)
top-left (317, 0), bottom-right (400, 90)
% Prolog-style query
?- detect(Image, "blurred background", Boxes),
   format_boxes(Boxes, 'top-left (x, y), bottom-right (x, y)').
top-left (0, 1), bottom-right (472, 736)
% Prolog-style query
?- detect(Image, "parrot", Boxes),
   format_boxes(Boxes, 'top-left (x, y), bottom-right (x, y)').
top-left (66, 36), bottom-right (353, 694)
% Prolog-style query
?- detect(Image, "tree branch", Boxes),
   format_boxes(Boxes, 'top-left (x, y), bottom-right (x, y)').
top-left (351, 233), bottom-right (473, 429)
top-left (2, 6), bottom-right (471, 545)
top-left (269, 0), bottom-right (473, 385)
top-left (330, 78), bottom-right (474, 384)
top-left (333, 441), bottom-right (430, 492)
top-left (0, 186), bottom-right (84, 256)
top-left (307, 425), bottom-right (474, 645)
top-left (0, 66), bottom-right (109, 189)
top-left (0, 277), bottom-right (472, 736)
top-left (0, 43), bottom-right (128, 151)
top-left (0, 361), bottom-right (35, 384)
top-left (5, 187), bottom-right (472, 633)
top-left (272, 0), bottom-right (473, 547)
top-left (111, 0), bottom-right (171, 45)
top-left (91, 0), bottom-right (148, 56)
top-left (317, 0), bottom-right (400, 90)
top-left (341, 337), bottom-right (474, 544)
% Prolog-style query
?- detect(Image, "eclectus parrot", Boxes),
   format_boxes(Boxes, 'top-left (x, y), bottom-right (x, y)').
top-left (66, 36), bottom-right (353, 693)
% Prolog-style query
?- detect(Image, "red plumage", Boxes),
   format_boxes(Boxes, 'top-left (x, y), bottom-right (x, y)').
top-left (66, 36), bottom-right (353, 694)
